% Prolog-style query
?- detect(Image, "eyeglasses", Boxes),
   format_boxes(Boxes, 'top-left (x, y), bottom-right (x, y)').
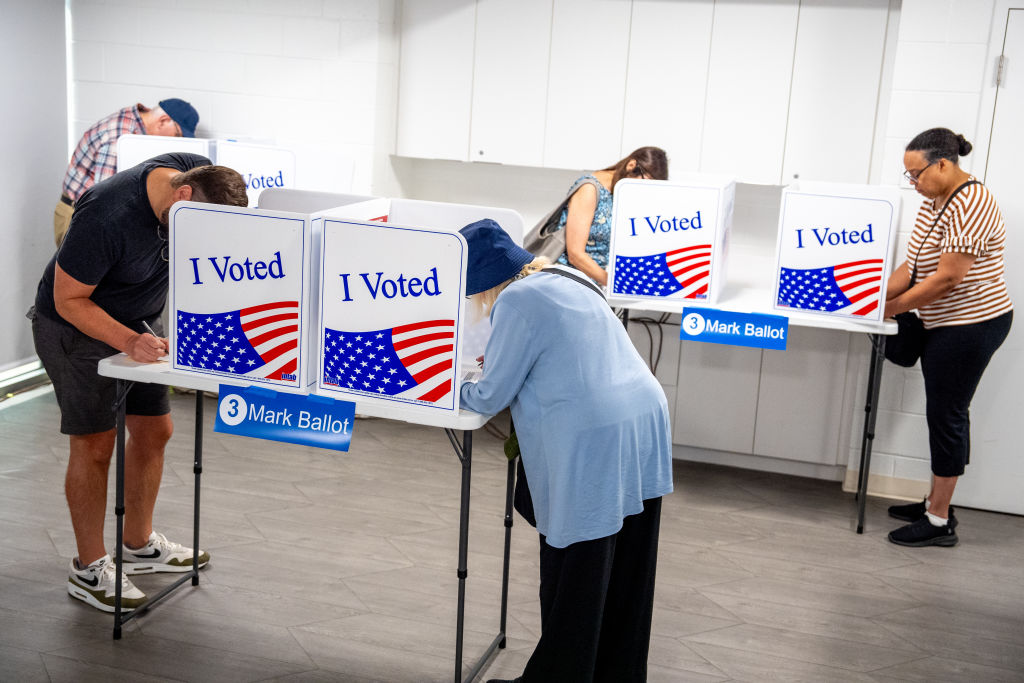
top-left (633, 161), bottom-right (651, 180)
top-left (903, 161), bottom-right (935, 184)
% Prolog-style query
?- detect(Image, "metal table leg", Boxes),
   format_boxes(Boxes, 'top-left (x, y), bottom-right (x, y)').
top-left (112, 386), bottom-right (205, 637)
top-left (856, 334), bottom-right (886, 533)
top-left (113, 379), bottom-right (132, 640)
top-left (445, 428), bottom-right (508, 683)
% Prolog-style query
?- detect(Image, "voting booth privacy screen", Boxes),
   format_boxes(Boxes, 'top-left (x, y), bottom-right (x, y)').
top-left (169, 203), bottom-right (312, 393)
top-left (316, 213), bottom-right (468, 413)
top-left (116, 135), bottom-right (297, 207)
top-left (115, 134), bottom-right (212, 172)
top-left (773, 182), bottom-right (901, 323)
top-left (608, 177), bottom-right (734, 305)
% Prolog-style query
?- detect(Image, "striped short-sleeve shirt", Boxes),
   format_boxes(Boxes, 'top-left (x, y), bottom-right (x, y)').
top-left (907, 178), bottom-right (1013, 328)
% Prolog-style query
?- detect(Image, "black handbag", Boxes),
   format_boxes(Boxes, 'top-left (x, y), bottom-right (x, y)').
top-left (884, 311), bottom-right (926, 367)
top-left (883, 180), bottom-right (979, 368)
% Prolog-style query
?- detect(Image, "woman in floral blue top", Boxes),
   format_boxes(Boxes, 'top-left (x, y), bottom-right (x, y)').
top-left (557, 146), bottom-right (668, 285)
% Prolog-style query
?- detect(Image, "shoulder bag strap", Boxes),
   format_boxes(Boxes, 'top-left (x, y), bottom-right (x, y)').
top-left (541, 266), bottom-right (607, 303)
top-left (910, 179), bottom-right (979, 285)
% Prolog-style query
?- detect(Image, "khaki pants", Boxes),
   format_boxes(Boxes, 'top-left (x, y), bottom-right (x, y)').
top-left (54, 197), bottom-right (73, 246)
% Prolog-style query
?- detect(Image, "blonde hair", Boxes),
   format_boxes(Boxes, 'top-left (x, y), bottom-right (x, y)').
top-left (468, 257), bottom-right (550, 320)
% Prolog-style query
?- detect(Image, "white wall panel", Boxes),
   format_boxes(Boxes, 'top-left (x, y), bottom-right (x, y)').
top-left (782, 0), bottom-right (889, 184)
top-left (0, 0), bottom-right (67, 369)
top-left (700, 0), bottom-right (799, 183)
top-left (621, 0), bottom-right (714, 173)
top-left (396, 0), bottom-right (475, 161)
top-left (544, 0), bottom-right (632, 170)
top-left (470, 0), bottom-right (552, 166)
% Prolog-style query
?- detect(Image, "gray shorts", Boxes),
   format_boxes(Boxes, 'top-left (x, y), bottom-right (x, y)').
top-left (30, 309), bottom-right (170, 435)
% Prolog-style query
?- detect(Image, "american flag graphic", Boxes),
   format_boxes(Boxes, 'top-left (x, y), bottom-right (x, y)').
top-left (613, 244), bottom-right (712, 298)
top-left (176, 301), bottom-right (300, 380)
top-left (322, 319), bottom-right (455, 404)
top-left (777, 259), bottom-right (884, 316)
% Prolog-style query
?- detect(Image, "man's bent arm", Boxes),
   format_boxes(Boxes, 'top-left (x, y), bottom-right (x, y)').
top-left (53, 263), bottom-right (166, 362)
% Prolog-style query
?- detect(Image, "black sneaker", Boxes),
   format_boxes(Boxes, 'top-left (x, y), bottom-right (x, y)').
top-left (887, 498), bottom-right (927, 522)
top-left (888, 514), bottom-right (958, 547)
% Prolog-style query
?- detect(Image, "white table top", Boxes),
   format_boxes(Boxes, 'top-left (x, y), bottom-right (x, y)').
top-left (97, 355), bottom-right (492, 431)
top-left (608, 244), bottom-right (897, 335)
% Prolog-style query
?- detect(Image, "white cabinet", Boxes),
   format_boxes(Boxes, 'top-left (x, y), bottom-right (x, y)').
top-left (699, 0), bottom-right (800, 184)
top-left (395, 0), bottom-right (476, 160)
top-left (782, 0), bottom-right (891, 184)
top-left (395, 0), bottom-right (895, 182)
top-left (543, 0), bottom-right (633, 170)
top-left (620, 0), bottom-right (714, 173)
top-left (470, 0), bottom-right (552, 166)
top-left (673, 327), bottom-right (853, 467)
top-left (754, 327), bottom-right (851, 464)
top-left (674, 342), bottom-right (761, 454)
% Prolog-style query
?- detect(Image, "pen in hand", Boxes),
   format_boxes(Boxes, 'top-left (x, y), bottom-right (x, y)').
top-left (141, 320), bottom-right (168, 355)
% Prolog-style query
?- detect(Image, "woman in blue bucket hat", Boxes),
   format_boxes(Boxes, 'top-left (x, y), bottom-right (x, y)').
top-left (458, 218), bottom-right (672, 683)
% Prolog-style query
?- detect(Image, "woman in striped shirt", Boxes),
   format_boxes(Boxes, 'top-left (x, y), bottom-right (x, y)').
top-left (884, 128), bottom-right (1013, 548)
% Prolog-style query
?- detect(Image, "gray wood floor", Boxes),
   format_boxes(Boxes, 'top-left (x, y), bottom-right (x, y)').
top-left (1, 389), bottom-right (1022, 682)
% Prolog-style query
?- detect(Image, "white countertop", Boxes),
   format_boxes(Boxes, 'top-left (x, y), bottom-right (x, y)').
top-left (98, 354), bottom-right (492, 431)
top-left (609, 244), bottom-right (897, 335)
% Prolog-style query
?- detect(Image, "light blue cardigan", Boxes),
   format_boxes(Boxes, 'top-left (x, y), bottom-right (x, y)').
top-left (460, 269), bottom-right (673, 548)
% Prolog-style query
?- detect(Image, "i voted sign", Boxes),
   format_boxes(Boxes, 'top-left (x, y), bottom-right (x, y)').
top-left (215, 140), bottom-right (296, 208)
top-left (774, 184), bottom-right (899, 323)
top-left (609, 178), bottom-right (733, 305)
top-left (215, 385), bottom-right (355, 452)
top-left (169, 202), bottom-right (311, 392)
top-left (681, 308), bottom-right (788, 351)
top-left (316, 218), bottom-right (467, 413)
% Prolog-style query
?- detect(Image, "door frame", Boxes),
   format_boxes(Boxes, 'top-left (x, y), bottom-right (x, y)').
top-left (974, 1), bottom-right (1024, 181)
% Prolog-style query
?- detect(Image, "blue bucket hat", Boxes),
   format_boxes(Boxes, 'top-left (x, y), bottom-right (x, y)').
top-left (460, 219), bottom-right (534, 296)
top-left (159, 98), bottom-right (199, 138)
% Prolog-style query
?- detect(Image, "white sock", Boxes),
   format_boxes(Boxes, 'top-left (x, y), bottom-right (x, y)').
top-left (925, 511), bottom-right (948, 527)
top-left (925, 497), bottom-right (931, 510)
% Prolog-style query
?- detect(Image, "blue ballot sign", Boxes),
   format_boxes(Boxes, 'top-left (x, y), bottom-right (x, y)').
top-left (681, 308), bottom-right (789, 350)
top-left (214, 384), bottom-right (355, 452)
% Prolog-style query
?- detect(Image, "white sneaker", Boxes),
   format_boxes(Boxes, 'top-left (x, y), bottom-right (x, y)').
top-left (122, 531), bottom-right (210, 574)
top-left (68, 554), bottom-right (147, 613)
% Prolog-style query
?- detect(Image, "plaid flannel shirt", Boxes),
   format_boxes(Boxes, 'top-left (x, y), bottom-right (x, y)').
top-left (61, 104), bottom-right (146, 202)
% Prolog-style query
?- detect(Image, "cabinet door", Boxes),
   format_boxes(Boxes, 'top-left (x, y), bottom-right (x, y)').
top-left (621, 0), bottom-right (714, 174)
top-left (782, 0), bottom-right (890, 183)
top-left (544, 0), bottom-right (632, 170)
top-left (700, 0), bottom-right (799, 183)
top-left (674, 342), bottom-right (761, 454)
top-left (470, 0), bottom-right (552, 166)
top-left (395, 0), bottom-right (476, 161)
top-left (753, 327), bottom-right (850, 464)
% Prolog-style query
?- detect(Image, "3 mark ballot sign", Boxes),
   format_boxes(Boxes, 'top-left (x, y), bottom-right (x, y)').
top-left (215, 385), bottom-right (355, 452)
top-left (608, 176), bottom-right (734, 305)
top-left (773, 182), bottom-right (901, 323)
top-left (316, 218), bottom-right (468, 414)
top-left (169, 202), bottom-right (312, 392)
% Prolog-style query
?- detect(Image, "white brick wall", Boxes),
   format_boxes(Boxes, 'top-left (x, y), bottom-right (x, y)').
top-left (67, 0), bottom-right (399, 195)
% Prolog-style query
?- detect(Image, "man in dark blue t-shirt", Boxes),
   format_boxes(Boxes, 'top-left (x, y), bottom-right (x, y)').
top-left (31, 153), bottom-right (247, 612)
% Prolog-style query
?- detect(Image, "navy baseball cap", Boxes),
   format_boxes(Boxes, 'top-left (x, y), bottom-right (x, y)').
top-left (159, 98), bottom-right (199, 138)
top-left (460, 219), bottom-right (534, 296)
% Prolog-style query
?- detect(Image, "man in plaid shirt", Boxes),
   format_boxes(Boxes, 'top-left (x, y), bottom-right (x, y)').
top-left (55, 98), bottom-right (199, 246)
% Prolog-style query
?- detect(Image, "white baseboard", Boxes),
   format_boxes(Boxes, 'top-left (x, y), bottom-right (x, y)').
top-left (672, 445), bottom-right (846, 481)
top-left (842, 469), bottom-right (930, 501)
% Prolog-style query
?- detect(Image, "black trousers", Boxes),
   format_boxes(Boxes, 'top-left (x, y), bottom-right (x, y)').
top-left (920, 311), bottom-right (1012, 477)
top-left (520, 496), bottom-right (662, 683)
